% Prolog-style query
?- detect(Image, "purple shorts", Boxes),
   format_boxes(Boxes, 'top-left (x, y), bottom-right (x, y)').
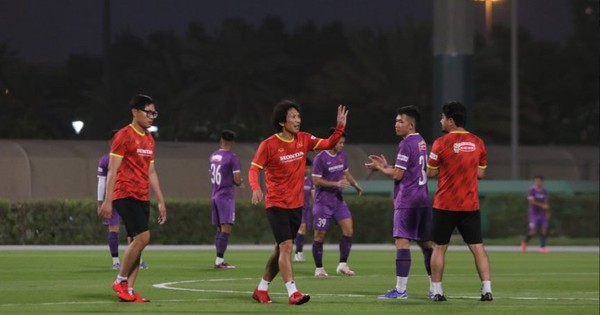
top-left (212, 198), bottom-right (235, 225)
top-left (393, 206), bottom-right (431, 241)
top-left (301, 204), bottom-right (312, 228)
top-left (528, 214), bottom-right (549, 229)
top-left (312, 200), bottom-right (351, 231)
top-left (103, 208), bottom-right (121, 226)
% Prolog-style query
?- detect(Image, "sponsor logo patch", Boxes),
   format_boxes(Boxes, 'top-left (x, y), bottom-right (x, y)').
top-left (279, 151), bottom-right (305, 162)
top-left (453, 142), bottom-right (476, 153)
top-left (137, 148), bottom-right (153, 156)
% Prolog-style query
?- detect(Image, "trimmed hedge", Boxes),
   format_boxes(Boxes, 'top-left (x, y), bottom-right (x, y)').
top-left (0, 194), bottom-right (597, 245)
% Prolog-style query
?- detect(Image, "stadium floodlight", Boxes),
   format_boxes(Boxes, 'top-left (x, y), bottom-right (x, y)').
top-left (474, 0), bottom-right (502, 43)
top-left (72, 120), bottom-right (84, 135)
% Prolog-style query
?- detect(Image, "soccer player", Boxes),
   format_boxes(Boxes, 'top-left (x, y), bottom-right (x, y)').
top-left (97, 131), bottom-right (148, 270)
top-left (365, 105), bottom-right (434, 299)
top-left (311, 128), bottom-right (363, 277)
top-left (98, 149), bottom-right (122, 269)
top-left (209, 130), bottom-right (243, 269)
top-left (249, 99), bottom-right (348, 305)
top-left (99, 94), bottom-right (167, 303)
top-left (426, 101), bottom-right (493, 302)
top-left (520, 175), bottom-right (550, 253)
top-left (294, 158), bottom-right (314, 262)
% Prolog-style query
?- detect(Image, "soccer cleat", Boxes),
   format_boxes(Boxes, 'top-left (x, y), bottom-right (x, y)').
top-left (314, 268), bottom-right (329, 278)
top-left (111, 262), bottom-right (121, 270)
top-left (294, 252), bottom-right (305, 262)
top-left (520, 241), bottom-right (527, 252)
top-left (480, 292), bottom-right (494, 301)
top-left (539, 247), bottom-right (549, 254)
top-left (112, 281), bottom-right (135, 302)
top-left (288, 291), bottom-right (311, 305)
top-left (139, 261), bottom-right (149, 269)
top-left (336, 265), bottom-right (355, 276)
top-left (428, 291), bottom-right (434, 299)
top-left (377, 288), bottom-right (408, 299)
top-left (132, 292), bottom-right (150, 303)
top-left (214, 262), bottom-right (236, 269)
top-left (432, 294), bottom-right (447, 302)
top-left (252, 288), bottom-right (272, 304)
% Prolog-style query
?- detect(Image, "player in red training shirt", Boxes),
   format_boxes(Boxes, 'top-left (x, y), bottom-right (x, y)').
top-left (99, 94), bottom-right (167, 303)
top-left (248, 99), bottom-right (348, 305)
top-left (426, 101), bottom-right (493, 302)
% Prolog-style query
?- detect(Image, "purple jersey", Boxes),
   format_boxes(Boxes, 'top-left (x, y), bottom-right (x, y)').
top-left (528, 186), bottom-right (548, 216)
top-left (97, 154), bottom-right (109, 177)
top-left (97, 153), bottom-right (120, 225)
top-left (312, 150), bottom-right (348, 205)
top-left (209, 149), bottom-right (241, 199)
top-left (303, 175), bottom-right (314, 211)
top-left (302, 175), bottom-right (314, 226)
top-left (393, 133), bottom-right (430, 209)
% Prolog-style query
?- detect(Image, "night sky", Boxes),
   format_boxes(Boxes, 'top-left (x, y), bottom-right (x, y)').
top-left (0, 0), bottom-right (574, 64)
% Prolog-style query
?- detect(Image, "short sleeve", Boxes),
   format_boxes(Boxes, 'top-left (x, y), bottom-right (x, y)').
top-left (427, 139), bottom-right (441, 169)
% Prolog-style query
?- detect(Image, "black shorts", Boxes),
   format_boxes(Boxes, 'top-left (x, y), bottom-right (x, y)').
top-left (431, 208), bottom-right (483, 245)
top-left (266, 207), bottom-right (302, 244)
top-left (114, 197), bottom-right (150, 238)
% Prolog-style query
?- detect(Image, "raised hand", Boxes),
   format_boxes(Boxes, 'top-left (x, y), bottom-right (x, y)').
top-left (336, 104), bottom-right (349, 127)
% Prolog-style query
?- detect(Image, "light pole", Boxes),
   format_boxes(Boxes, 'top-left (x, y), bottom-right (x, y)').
top-left (510, 0), bottom-right (519, 179)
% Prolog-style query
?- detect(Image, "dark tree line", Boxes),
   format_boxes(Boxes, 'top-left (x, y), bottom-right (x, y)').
top-left (0, 1), bottom-right (597, 144)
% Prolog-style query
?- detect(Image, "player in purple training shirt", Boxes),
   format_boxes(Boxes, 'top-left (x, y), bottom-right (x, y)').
top-left (366, 105), bottom-right (434, 299)
top-left (97, 153), bottom-right (123, 269)
top-left (311, 129), bottom-right (363, 277)
top-left (97, 131), bottom-right (147, 270)
top-left (209, 130), bottom-right (243, 269)
top-left (294, 158), bottom-right (314, 262)
top-left (520, 175), bottom-right (550, 253)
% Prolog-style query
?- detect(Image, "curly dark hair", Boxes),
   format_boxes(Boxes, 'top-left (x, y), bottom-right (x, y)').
top-left (271, 99), bottom-right (301, 131)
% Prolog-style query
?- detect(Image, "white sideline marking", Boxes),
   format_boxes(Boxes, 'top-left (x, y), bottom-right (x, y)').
top-left (153, 279), bottom-right (600, 301)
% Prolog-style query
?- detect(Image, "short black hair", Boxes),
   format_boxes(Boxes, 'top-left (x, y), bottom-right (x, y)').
top-left (441, 101), bottom-right (466, 127)
top-left (397, 105), bottom-right (421, 123)
top-left (221, 130), bottom-right (237, 142)
top-left (306, 157), bottom-right (312, 166)
top-left (328, 127), bottom-right (347, 138)
top-left (129, 94), bottom-right (154, 110)
top-left (534, 175), bottom-right (545, 180)
top-left (271, 99), bottom-right (300, 131)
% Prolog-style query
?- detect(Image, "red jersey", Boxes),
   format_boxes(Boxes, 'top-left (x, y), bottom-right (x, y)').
top-left (248, 126), bottom-right (344, 209)
top-left (427, 131), bottom-right (487, 211)
top-left (110, 124), bottom-right (155, 201)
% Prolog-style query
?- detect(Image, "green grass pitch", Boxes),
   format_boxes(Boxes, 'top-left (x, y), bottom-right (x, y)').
top-left (0, 247), bottom-right (597, 314)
